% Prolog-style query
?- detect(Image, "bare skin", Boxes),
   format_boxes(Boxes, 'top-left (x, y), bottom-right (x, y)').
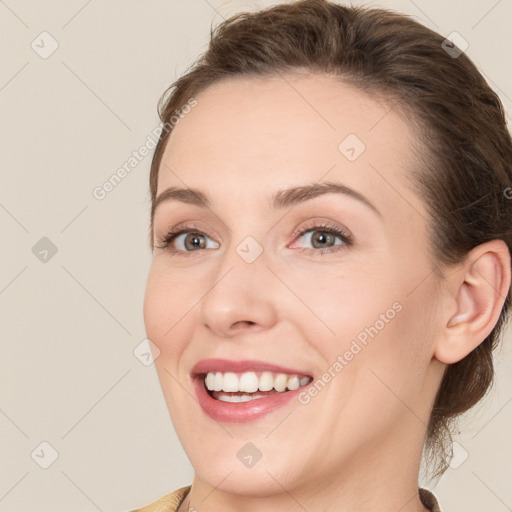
top-left (144, 72), bottom-right (510, 512)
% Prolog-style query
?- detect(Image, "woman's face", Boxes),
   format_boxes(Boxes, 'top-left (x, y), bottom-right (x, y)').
top-left (144, 73), bottom-right (445, 497)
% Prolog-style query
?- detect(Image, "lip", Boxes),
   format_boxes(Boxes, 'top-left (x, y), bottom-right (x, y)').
top-left (191, 358), bottom-right (313, 423)
top-left (191, 358), bottom-right (311, 376)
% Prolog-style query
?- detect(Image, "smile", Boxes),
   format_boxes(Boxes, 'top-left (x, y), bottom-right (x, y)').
top-left (204, 372), bottom-right (310, 402)
top-left (204, 371), bottom-right (311, 402)
top-left (191, 359), bottom-right (314, 423)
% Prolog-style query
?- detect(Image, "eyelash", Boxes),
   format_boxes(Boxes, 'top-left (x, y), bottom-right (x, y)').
top-left (155, 222), bottom-right (353, 256)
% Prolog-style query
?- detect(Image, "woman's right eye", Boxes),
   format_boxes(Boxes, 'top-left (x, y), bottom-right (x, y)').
top-left (157, 228), bottom-right (220, 254)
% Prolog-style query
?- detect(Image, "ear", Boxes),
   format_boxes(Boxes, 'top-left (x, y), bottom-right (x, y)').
top-left (434, 240), bottom-right (511, 365)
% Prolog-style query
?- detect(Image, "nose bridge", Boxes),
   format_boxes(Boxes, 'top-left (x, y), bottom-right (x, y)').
top-left (197, 234), bottom-right (279, 335)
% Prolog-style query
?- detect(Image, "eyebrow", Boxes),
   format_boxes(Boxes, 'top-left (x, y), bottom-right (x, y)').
top-left (152, 181), bottom-right (382, 220)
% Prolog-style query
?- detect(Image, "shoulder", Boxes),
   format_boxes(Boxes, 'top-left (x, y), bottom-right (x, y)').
top-left (419, 488), bottom-right (442, 512)
top-left (130, 485), bottom-right (191, 512)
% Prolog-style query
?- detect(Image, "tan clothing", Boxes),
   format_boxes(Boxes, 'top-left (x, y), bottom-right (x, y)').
top-left (131, 485), bottom-right (190, 512)
top-left (132, 485), bottom-right (441, 511)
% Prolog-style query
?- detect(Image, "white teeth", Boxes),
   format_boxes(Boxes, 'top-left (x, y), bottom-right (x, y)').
top-left (274, 373), bottom-right (288, 392)
top-left (205, 373), bottom-right (215, 390)
top-left (259, 371), bottom-right (274, 391)
top-left (223, 372), bottom-right (239, 392)
top-left (213, 372), bottom-right (223, 392)
top-left (287, 375), bottom-right (300, 391)
top-left (216, 392), bottom-right (268, 403)
top-left (204, 370), bottom-right (311, 393)
top-left (239, 372), bottom-right (259, 393)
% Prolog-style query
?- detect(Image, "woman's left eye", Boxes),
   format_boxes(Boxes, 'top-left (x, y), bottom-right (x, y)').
top-left (291, 224), bottom-right (352, 254)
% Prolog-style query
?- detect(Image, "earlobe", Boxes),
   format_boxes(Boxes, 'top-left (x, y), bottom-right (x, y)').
top-left (434, 240), bottom-right (511, 365)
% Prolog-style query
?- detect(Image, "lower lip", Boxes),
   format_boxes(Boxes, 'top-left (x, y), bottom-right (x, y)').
top-left (192, 376), bottom-right (306, 423)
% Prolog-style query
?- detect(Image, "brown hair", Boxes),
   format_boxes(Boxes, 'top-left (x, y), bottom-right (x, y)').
top-left (148, 0), bottom-right (512, 476)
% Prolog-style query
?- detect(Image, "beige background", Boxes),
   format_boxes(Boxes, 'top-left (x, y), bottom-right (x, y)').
top-left (0, 1), bottom-right (511, 511)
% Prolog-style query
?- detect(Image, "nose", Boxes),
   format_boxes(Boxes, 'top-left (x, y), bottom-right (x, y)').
top-left (197, 244), bottom-right (279, 337)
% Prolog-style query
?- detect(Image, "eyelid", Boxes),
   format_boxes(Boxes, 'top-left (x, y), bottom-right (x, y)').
top-left (289, 218), bottom-right (353, 243)
top-left (155, 221), bottom-right (217, 251)
top-left (288, 221), bottom-right (353, 254)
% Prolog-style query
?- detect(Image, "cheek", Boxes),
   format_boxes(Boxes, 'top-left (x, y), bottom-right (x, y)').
top-left (143, 264), bottom-right (196, 421)
top-left (143, 261), bottom-right (197, 355)
top-left (281, 261), bottom-right (396, 345)
top-left (291, 259), bottom-right (436, 396)
top-left (334, 277), bottom-right (439, 411)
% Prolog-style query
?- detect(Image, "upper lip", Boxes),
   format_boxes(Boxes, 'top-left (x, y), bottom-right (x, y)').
top-left (191, 358), bottom-right (312, 377)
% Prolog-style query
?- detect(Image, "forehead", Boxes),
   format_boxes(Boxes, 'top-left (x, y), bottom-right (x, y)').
top-left (157, 72), bottom-right (425, 219)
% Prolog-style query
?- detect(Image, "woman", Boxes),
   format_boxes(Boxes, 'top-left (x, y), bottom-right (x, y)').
top-left (134, 1), bottom-right (512, 510)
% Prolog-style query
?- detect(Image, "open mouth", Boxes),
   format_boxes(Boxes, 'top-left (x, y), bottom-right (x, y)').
top-left (202, 371), bottom-right (313, 403)
top-left (191, 359), bottom-right (315, 422)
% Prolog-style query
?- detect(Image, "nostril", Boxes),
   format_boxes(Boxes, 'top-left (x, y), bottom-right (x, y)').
top-left (233, 320), bottom-right (256, 328)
